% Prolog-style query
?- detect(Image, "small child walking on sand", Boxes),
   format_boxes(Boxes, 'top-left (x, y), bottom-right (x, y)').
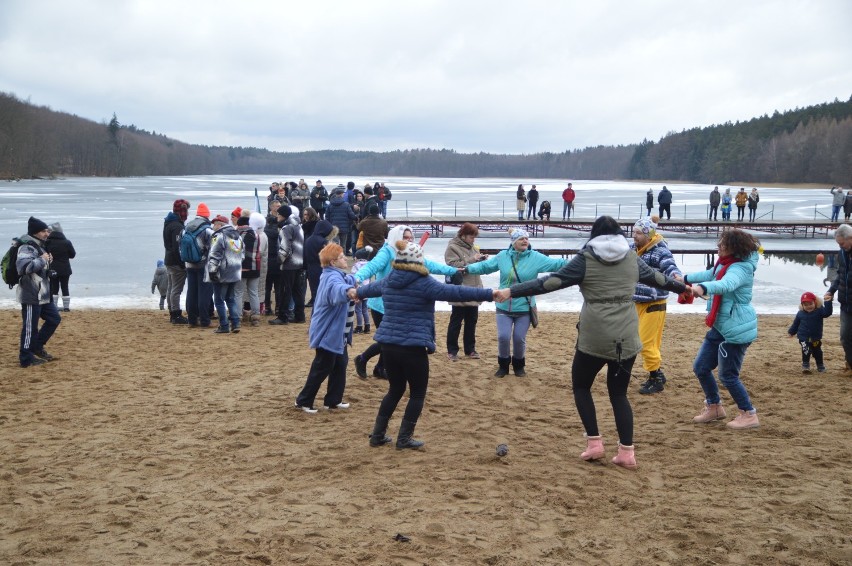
top-left (151, 260), bottom-right (169, 310)
top-left (788, 291), bottom-right (833, 373)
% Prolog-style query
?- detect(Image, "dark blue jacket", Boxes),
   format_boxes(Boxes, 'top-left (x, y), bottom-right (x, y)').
top-left (357, 266), bottom-right (492, 353)
top-left (788, 301), bottom-right (833, 341)
top-left (325, 195), bottom-right (357, 234)
top-left (829, 248), bottom-right (852, 314)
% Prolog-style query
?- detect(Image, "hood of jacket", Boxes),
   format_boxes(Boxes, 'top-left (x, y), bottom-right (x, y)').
top-left (314, 219), bottom-right (335, 239)
top-left (386, 225), bottom-right (411, 246)
top-left (164, 211), bottom-right (181, 224)
top-left (585, 234), bottom-right (630, 264)
top-left (383, 268), bottom-right (427, 289)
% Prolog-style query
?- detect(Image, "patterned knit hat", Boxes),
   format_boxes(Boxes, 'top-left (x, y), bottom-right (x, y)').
top-left (634, 216), bottom-right (658, 237)
top-left (509, 228), bottom-right (530, 242)
top-left (394, 240), bottom-right (425, 265)
top-left (173, 199), bottom-right (190, 221)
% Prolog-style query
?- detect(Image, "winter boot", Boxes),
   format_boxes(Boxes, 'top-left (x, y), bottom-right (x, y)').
top-left (494, 357), bottom-right (511, 377)
top-left (693, 401), bottom-right (727, 423)
top-left (250, 314), bottom-right (261, 327)
top-left (52, 295), bottom-right (59, 306)
top-left (612, 443), bottom-right (637, 470)
top-left (369, 416), bottom-right (393, 447)
top-left (580, 435), bottom-right (605, 461)
top-left (512, 357), bottom-right (527, 377)
top-left (364, 324), bottom-right (371, 334)
top-left (170, 310), bottom-right (188, 324)
top-left (62, 296), bottom-right (70, 312)
top-left (354, 325), bottom-right (363, 334)
top-left (242, 309), bottom-right (252, 323)
top-left (639, 370), bottom-right (666, 394)
top-left (395, 419), bottom-right (424, 450)
top-left (726, 409), bottom-right (760, 430)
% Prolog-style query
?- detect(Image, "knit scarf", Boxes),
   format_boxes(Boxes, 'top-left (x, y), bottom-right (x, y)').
top-left (705, 255), bottom-right (740, 328)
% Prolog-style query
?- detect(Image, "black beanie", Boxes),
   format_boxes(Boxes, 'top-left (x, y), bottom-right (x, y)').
top-left (367, 202), bottom-right (380, 216)
top-left (28, 216), bottom-right (49, 236)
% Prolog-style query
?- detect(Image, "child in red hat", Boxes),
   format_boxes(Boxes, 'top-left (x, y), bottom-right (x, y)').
top-left (788, 291), bottom-right (833, 373)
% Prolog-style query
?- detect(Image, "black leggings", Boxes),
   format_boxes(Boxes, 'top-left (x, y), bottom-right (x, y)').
top-left (360, 309), bottom-right (385, 369)
top-left (50, 274), bottom-right (71, 297)
top-left (378, 344), bottom-right (429, 423)
top-left (571, 349), bottom-right (636, 446)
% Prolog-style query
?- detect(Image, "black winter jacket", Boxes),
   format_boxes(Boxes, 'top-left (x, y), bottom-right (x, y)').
top-left (44, 230), bottom-right (76, 277)
top-left (163, 212), bottom-right (185, 267)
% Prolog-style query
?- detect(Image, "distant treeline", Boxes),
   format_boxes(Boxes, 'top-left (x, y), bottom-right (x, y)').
top-left (0, 91), bottom-right (850, 184)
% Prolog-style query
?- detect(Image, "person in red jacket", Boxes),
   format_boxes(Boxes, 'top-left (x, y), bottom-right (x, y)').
top-left (562, 182), bottom-right (575, 220)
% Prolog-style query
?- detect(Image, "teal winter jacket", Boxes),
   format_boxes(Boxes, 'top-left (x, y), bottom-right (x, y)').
top-left (466, 245), bottom-right (567, 313)
top-left (685, 251), bottom-right (759, 344)
top-left (354, 242), bottom-right (457, 314)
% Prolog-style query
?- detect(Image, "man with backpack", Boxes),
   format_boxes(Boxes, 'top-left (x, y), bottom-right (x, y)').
top-left (377, 182), bottom-right (392, 218)
top-left (181, 203), bottom-right (214, 328)
top-left (14, 216), bottom-right (62, 367)
top-left (207, 215), bottom-right (245, 334)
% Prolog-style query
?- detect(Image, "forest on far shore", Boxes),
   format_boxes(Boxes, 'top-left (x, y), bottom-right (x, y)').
top-left (1, 92), bottom-right (850, 185)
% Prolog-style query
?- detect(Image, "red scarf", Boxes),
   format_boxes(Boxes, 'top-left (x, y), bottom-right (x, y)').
top-left (705, 255), bottom-right (740, 328)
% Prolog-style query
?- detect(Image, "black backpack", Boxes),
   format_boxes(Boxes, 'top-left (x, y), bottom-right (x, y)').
top-left (1, 238), bottom-right (23, 289)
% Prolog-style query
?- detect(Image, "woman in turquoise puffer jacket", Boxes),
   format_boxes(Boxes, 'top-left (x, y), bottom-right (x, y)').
top-left (684, 228), bottom-right (761, 431)
top-left (466, 228), bottom-right (567, 377)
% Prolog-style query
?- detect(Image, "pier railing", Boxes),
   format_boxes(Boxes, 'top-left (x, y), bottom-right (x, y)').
top-left (391, 200), bottom-right (837, 222)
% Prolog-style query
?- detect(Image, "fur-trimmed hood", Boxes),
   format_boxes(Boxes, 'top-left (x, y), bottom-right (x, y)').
top-left (391, 261), bottom-right (429, 276)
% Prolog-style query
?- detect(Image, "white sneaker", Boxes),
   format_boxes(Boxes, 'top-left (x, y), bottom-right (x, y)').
top-left (323, 402), bottom-right (351, 410)
top-left (294, 402), bottom-right (317, 414)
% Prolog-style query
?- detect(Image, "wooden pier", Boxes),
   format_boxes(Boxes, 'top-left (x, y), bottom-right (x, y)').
top-left (386, 217), bottom-right (840, 239)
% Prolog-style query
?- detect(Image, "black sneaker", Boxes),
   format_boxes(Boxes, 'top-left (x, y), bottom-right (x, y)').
top-left (354, 355), bottom-right (368, 379)
top-left (34, 349), bottom-right (54, 361)
top-left (639, 376), bottom-right (665, 395)
top-left (268, 318), bottom-right (288, 325)
top-left (23, 357), bottom-right (47, 368)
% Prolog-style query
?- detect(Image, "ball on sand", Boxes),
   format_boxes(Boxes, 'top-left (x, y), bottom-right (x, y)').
top-left (496, 444), bottom-right (509, 457)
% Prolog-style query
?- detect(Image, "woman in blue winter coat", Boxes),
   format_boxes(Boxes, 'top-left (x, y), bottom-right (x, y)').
top-left (356, 240), bottom-right (496, 450)
top-left (352, 225), bottom-right (459, 379)
top-left (294, 244), bottom-right (357, 413)
top-left (684, 228), bottom-right (761, 430)
top-left (466, 228), bottom-right (567, 377)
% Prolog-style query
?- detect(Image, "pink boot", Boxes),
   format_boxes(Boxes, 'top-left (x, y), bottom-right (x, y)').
top-left (580, 435), bottom-right (605, 461)
top-left (726, 409), bottom-right (760, 430)
top-left (612, 443), bottom-right (637, 470)
top-left (693, 401), bottom-right (727, 423)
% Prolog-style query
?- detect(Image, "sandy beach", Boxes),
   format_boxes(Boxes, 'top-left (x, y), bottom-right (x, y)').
top-left (1, 309), bottom-right (850, 565)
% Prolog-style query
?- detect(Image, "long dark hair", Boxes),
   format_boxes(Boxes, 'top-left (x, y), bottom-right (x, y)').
top-left (589, 215), bottom-right (624, 239)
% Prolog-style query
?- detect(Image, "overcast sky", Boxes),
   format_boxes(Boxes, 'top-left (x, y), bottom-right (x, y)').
top-left (1, 1), bottom-right (850, 154)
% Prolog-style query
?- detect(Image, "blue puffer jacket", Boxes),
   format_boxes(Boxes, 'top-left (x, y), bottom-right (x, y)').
top-left (466, 244), bottom-right (566, 313)
top-left (632, 236), bottom-right (682, 303)
top-left (309, 266), bottom-right (356, 354)
top-left (354, 242), bottom-right (457, 314)
top-left (325, 195), bottom-right (357, 234)
top-left (685, 251), bottom-right (759, 344)
top-left (788, 301), bottom-right (833, 341)
top-left (357, 265), bottom-right (493, 353)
